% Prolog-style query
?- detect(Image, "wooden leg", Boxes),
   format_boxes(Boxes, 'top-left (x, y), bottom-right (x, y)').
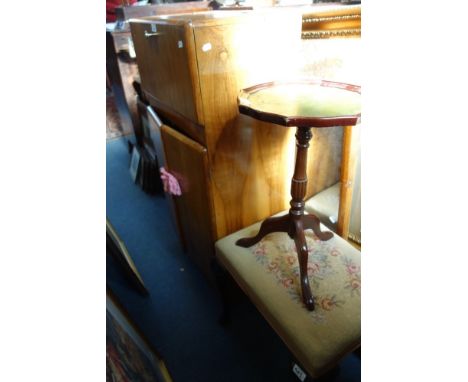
top-left (211, 258), bottom-right (231, 325)
top-left (292, 217), bottom-right (315, 311)
top-left (302, 214), bottom-right (334, 241)
top-left (236, 214), bottom-right (290, 247)
top-left (337, 125), bottom-right (358, 239)
top-left (235, 126), bottom-right (332, 311)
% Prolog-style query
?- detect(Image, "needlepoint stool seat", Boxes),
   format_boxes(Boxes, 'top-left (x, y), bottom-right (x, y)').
top-left (215, 216), bottom-right (361, 378)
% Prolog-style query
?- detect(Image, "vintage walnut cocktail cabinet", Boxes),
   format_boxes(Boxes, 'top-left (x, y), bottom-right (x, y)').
top-left (130, 10), bottom-right (345, 281)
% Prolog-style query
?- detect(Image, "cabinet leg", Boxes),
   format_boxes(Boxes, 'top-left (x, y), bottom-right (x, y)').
top-left (211, 258), bottom-right (231, 325)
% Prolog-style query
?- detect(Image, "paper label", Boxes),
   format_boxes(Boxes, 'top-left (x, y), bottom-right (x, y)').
top-left (292, 364), bottom-right (307, 381)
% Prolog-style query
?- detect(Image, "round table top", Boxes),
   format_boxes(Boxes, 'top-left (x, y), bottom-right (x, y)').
top-left (238, 80), bottom-right (361, 128)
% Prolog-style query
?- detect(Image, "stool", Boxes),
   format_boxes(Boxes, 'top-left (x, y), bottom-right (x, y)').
top-left (215, 216), bottom-right (361, 378)
top-left (235, 80), bottom-right (361, 310)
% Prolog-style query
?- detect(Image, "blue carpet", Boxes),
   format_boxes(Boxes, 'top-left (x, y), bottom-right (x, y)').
top-left (106, 137), bottom-right (361, 382)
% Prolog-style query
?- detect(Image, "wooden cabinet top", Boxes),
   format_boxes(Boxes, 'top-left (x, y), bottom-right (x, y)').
top-left (130, 8), bottom-right (301, 27)
top-left (130, 4), bottom-right (361, 37)
top-left (116, 1), bottom-right (212, 22)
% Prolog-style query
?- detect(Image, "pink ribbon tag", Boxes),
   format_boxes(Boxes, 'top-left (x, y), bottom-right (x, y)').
top-left (160, 167), bottom-right (182, 196)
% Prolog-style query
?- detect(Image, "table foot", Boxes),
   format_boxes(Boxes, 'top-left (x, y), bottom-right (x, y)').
top-left (302, 214), bottom-right (334, 241)
top-left (236, 214), bottom-right (290, 247)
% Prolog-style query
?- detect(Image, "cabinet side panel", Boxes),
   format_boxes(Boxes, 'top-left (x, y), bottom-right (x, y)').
top-left (193, 14), bottom-right (341, 239)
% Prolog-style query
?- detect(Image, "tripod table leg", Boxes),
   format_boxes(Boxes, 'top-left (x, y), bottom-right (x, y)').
top-left (292, 217), bottom-right (315, 311)
top-left (302, 214), bottom-right (334, 241)
top-left (236, 214), bottom-right (290, 248)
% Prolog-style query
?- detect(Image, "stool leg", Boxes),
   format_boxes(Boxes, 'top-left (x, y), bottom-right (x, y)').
top-left (236, 214), bottom-right (290, 247)
top-left (211, 258), bottom-right (231, 325)
top-left (292, 217), bottom-right (315, 310)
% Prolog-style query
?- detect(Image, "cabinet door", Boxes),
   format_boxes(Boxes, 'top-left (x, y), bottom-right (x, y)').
top-left (130, 21), bottom-right (200, 124)
top-left (161, 124), bottom-right (215, 282)
top-left (141, 106), bottom-right (186, 250)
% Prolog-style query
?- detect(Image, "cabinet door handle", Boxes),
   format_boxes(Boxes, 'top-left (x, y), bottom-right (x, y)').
top-left (144, 31), bottom-right (163, 38)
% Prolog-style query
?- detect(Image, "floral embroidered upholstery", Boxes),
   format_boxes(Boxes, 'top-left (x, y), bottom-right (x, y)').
top-left (251, 231), bottom-right (360, 322)
top-left (215, 216), bottom-right (360, 378)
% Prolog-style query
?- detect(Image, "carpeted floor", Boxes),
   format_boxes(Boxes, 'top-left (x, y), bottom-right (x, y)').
top-left (106, 137), bottom-right (361, 382)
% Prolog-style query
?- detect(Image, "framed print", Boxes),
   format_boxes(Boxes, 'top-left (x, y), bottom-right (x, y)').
top-left (129, 146), bottom-right (141, 183)
top-left (106, 218), bottom-right (148, 295)
top-left (106, 289), bottom-right (172, 382)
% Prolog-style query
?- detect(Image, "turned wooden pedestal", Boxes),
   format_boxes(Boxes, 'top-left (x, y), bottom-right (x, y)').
top-left (235, 80), bottom-right (361, 311)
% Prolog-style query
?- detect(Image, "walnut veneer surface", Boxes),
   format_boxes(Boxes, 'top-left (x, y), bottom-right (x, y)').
top-left (130, 6), bottom-right (360, 279)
